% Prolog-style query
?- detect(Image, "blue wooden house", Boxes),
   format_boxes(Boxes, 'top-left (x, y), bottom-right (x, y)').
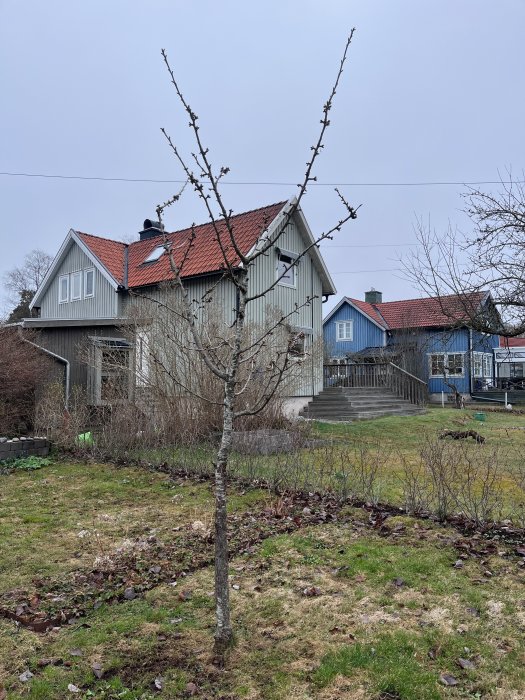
top-left (323, 290), bottom-right (500, 401)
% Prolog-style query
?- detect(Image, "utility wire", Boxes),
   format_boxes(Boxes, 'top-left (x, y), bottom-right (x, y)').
top-left (331, 268), bottom-right (401, 274)
top-left (321, 242), bottom-right (420, 248)
top-left (0, 171), bottom-right (522, 187)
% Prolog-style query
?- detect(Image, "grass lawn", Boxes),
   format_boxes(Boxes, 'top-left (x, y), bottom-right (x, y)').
top-left (1, 455), bottom-right (525, 699)
top-left (312, 406), bottom-right (525, 452)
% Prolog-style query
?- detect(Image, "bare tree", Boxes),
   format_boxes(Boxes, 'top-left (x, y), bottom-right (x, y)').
top-left (404, 173), bottom-right (525, 336)
top-left (3, 248), bottom-right (52, 320)
top-left (141, 31), bottom-right (358, 660)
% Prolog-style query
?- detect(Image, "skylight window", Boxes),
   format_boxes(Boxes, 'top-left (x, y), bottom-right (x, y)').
top-left (143, 245), bottom-right (166, 263)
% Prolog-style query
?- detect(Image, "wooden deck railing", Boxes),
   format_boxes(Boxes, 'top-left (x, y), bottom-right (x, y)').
top-left (323, 362), bottom-right (428, 406)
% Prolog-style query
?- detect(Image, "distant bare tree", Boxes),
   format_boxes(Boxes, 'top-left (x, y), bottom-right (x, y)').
top-left (3, 248), bottom-right (52, 321)
top-left (404, 173), bottom-right (525, 336)
top-left (147, 30), bottom-right (358, 660)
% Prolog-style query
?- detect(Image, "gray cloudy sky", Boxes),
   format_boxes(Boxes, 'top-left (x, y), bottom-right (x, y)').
top-left (1, 0), bottom-right (524, 315)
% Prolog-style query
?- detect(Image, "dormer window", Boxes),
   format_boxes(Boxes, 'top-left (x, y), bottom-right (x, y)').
top-left (143, 246), bottom-right (166, 263)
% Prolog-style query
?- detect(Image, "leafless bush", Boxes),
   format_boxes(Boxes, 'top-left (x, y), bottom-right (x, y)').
top-left (419, 437), bottom-right (505, 525)
top-left (0, 328), bottom-right (54, 435)
top-left (35, 383), bottom-right (91, 450)
top-left (419, 437), bottom-right (459, 521)
top-left (451, 444), bottom-right (503, 525)
top-left (399, 455), bottom-right (435, 515)
top-left (232, 440), bottom-right (388, 502)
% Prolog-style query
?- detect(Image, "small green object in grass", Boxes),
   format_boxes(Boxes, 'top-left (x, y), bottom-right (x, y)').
top-left (76, 431), bottom-right (93, 446)
top-left (474, 412), bottom-right (486, 422)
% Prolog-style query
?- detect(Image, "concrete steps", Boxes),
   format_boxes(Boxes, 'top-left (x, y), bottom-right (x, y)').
top-left (300, 387), bottom-right (425, 422)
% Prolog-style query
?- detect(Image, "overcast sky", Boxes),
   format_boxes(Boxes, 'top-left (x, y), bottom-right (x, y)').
top-left (1, 0), bottom-right (524, 316)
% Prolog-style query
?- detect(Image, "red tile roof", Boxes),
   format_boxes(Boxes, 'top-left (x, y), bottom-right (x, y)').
top-left (349, 292), bottom-right (487, 329)
top-left (499, 337), bottom-right (525, 347)
top-left (347, 298), bottom-right (388, 328)
top-left (77, 202), bottom-right (286, 289)
top-left (77, 233), bottom-right (127, 283)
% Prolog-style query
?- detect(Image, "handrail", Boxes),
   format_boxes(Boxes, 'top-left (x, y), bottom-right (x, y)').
top-left (388, 362), bottom-right (427, 386)
top-left (323, 361), bottom-right (428, 406)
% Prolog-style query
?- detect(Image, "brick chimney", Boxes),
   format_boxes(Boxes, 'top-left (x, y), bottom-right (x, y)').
top-left (365, 288), bottom-right (382, 304)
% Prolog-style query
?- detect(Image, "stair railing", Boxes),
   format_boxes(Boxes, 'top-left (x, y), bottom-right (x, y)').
top-left (386, 362), bottom-right (428, 406)
top-left (323, 362), bottom-right (428, 406)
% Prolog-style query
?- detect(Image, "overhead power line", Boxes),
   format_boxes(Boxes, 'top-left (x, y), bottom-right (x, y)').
top-left (331, 268), bottom-right (401, 274)
top-left (0, 171), bottom-right (522, 188)
top-left (321, 242), bottom-right (420, 248)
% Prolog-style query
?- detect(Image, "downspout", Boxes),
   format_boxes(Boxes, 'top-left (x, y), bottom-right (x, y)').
top-left (468, 328), bottom-right (473, 396)
top-left (19, 327), bottom-right (70, 411)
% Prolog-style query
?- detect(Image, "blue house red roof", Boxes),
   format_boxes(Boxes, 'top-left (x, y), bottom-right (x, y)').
top-left (344, 292), bottom-right (488, 330)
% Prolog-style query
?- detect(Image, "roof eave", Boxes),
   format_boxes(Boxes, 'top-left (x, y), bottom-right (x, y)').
top-left (323, 297), bottom-right (387, 331)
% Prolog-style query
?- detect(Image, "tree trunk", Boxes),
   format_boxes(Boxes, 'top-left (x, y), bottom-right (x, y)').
top-left (213, 382), bottom-right (234, 659)
top-left (213, 275), bottom-right (246, 661)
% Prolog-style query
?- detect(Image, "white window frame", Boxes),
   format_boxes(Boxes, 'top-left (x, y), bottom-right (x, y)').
top-left (70, 271), bottom-right (82, 301)
top-left (84, 268), bottom-right (95, 298)
top-left (428, 352), bottom-right (465, 378)
top-left (473, 352), bottom-right (483, 378)
top-left (276, 251), bottom-right (297, 288)
top-left (336, 320), bottom-right (353, 342)
top-left (483, 353), bottom-right (493, 378)
top-left (135, 329), bottom-right (151, 387)
top-left (58, 274), bottom-right (69, 304)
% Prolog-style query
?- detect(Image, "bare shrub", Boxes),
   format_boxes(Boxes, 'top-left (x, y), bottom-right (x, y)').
top-left (420, 437), bottom-right (505, 525)
top-left (399, 455), bottom-right (435, 515)
top-left (451, 444), bottom-right (503, 525)
top-left (419, 437), bottom-right (459, 521)
top-left (0, 328), bottom-right (54, 435)
top-left (35, 383), bottom-right (91, 451)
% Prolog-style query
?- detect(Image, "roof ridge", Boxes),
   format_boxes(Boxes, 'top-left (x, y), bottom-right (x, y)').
top-left (374, 291), bottom-right (486, 306)
top-left (78, 201), bottom-right (288, 248)
top-left (76, 230), bottom-right (127, 247)
top-left (163, 200), bottom-right (288, 235)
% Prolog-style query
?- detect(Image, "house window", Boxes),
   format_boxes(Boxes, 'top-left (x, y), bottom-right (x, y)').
top-left (135, 330), bottom-right (151, 386)
top-left (336, 321), bottom-right (353, 342)
top-left (430, 354), bottom-right (445, 377)
top-left (289, 331), bottom-right (306, 357)
top-left (88, 338), bottom-right (132, 405)
top-left (71, 271), bottom-right (82, 301)
top-left (429, 352), bottom-right (464, 377)
top-left (277, 251), bottom-right (297, 287)
top-left (58, 275), bottom-right (69, 303)
top-left (473, 352), bottom-right (483, 378)
top-left (447, 353), bottom-right (464, 376)
top-left (483, 354), bottom-right (492, 378)
top-left (84, 268), bottom-right (95, 298)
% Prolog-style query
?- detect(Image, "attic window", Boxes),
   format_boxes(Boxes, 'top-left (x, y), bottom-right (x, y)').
top-left (277, 249), bottom-right (298, 287)
top-left (143, 245), bottom-right (166, 263)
